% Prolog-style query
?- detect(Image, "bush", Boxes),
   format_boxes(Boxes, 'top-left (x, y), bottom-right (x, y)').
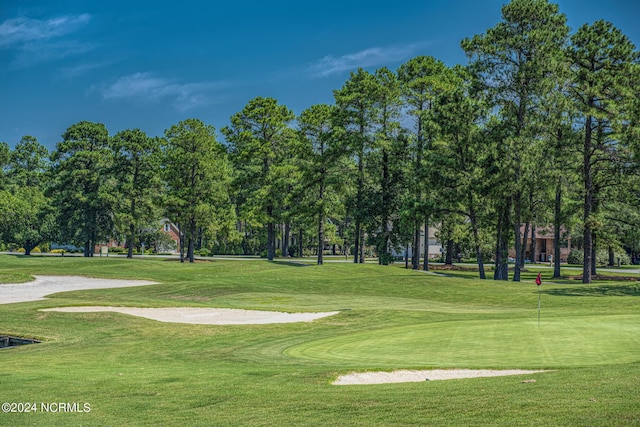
top-left (196, 248), bottom-right (210, 257)
top-left (567, 248), bottom-right (631, 266)
top-left (50, 249), bottom-right (65, 254)
top-left (567, 249), bottom-right (583, 265)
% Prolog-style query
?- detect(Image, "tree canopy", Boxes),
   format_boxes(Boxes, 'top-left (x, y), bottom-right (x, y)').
top-left (1, 0), bottom-right (639, 278)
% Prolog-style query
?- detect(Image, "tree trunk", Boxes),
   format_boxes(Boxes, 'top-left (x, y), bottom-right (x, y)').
top-left (267, 222), bottom-right (275, 261)
top-left (380, 221), bottom-right (390, 265)
top-left (127, 222), bottom-right (134, 259)
top-left (531, 224), bottom-right (537, 264)
top-left (591, 231), bottom-right (597, 276)
top-left (317, 212), bottom-right (324, 265)
top-left (608, 246), bottom-right (614, 267)
top-left (553, 179), bottom-right (562, 278)
top-left (423, 217), bottom-right (429, 271)
top-left (283, 222), bottom-right (290, 259)
top-left (412, 222), bottom-right (421, 270)
top-left (266, 202), bottom-right (275, 261)
top-left (179, 223), bottom-right (185, 263)
top-left (188, 219), bottom-right (196, 263)
top-left (298, 227), bottom-right (303, 259)
top-left (445, 239), bottom-right (454, 265)
top-left (494, 203), bottom-right (510, 281)
top-left (468, 194), bottom-right (485, 279)
top-left (353, 221), bottom-right (360, 264)
top-left (520, 222), bottom-right (530, 269)
top-left (582, 114), bottom-right (593, 284)
top-left (513, 194), bottom-right (523, 282)
top-left (24, 241), bottom-right (32, 256)
top-left (405, 243), bottom-right (409, 269)
top-left (196, 227), bottom-right (203, 251)
top-left (359, 227), bottom-right (365, 263)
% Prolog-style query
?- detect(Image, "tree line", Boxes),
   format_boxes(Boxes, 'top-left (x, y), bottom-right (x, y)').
top-left (1, 0), bottom-right (639, 283)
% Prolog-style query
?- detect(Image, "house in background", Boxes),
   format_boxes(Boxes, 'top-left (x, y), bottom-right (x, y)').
top-left (511, 226), bottom-right (571, 263)
top-left (392, 227), bottom-right (443, 260)
top-left (159, 219), bottom-right (180, 253)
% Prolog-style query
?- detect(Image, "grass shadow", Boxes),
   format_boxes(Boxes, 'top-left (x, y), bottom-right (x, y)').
top-left (543, 284), bottom-right (640, 297)
top-left (270, 260), bottom-right (310, 267)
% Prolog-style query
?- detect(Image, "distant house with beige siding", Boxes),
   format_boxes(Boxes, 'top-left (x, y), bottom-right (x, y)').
top-left (510, 226), bottom-right (571, 263)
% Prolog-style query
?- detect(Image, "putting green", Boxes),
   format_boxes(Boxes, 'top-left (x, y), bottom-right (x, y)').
top-left (285, 314), bottom-right (640, 368)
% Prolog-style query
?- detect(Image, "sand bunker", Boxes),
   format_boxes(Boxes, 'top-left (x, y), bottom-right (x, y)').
top-left (41, 306), bottom-right (339, 325)
top-left (0, 275), bottom-right (158, 304)
top-left (333, 369), bottom-right (549, 385)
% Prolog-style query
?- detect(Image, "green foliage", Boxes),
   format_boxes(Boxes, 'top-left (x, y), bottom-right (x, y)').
top-left (163, 118), bottom-right (234, 262)
top-left (568, 248), bottom-right (631, 266)
top-left (196, 248), bottom-right (210, 257)
top-left (8, 136), bottom-right (49, 188)
top-left (222, 97), bottom-right (296, 261)
top-left (49, 121), bottom-right (114, 256)
top-left (0, 186), bottom-right (55, 255)
top-left (111, 129), bottom-right (162, 258)
top-left (5, 0), bottom-right (640, 284)
top-left (0, 141), bottom-right (10, 190)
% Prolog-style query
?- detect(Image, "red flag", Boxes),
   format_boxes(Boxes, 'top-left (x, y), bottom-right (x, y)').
top-left (535, 272), bottom-right (542, 286)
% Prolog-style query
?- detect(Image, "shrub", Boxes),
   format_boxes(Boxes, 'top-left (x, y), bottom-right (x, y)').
top-left (567, 249), bottom-right (582, 265)
top-left (567, 248), bottom-right (631, 266)
top-left (197, 248), bottom-right (210, 257)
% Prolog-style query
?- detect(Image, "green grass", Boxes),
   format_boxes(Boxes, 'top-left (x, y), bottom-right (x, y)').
top-left (0, 271), bottom-right (33, 284)
top-left (0, 255), bottom-right (639, 426)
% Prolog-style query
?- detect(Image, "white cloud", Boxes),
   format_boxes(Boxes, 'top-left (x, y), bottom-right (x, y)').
top-left (307, 43), bottom-right (428, 77)
top-left (58, 61), bottom-right (114, 79)
top-left (0, 14), bottom-right (92, 67)
top-left (0, 14), bottom-right (91, 48)
top-left (13, 40), bottom-right (94, 68)
top-left (97, 73), bottom-right (227, 112)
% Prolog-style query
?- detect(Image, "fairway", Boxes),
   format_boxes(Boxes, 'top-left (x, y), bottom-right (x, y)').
top-left (286, 315), bottom-right (640, 368)
top-left (1, 256), bottom-right (639, 426)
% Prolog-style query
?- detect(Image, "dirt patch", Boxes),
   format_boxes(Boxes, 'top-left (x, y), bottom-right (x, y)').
top-left (333, 369), bottom-right (550, 385)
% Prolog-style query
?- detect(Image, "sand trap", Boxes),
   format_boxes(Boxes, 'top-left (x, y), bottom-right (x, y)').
top-left (41, 306), bottom-right (340, 325)
top-left (0, 275), bottom-right (158, 304)
top-left (333, 369), bottom-right (550, 385)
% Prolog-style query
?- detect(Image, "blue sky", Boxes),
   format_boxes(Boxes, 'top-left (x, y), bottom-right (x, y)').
top-left (1, 0), bottom-right (639, 150)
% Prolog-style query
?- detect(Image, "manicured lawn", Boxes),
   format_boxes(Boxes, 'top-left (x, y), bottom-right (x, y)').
top-left (0, 255), bottom-right (639, 426)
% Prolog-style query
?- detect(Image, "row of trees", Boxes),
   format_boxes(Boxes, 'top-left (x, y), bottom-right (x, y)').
top-left (1, 0), bottom-right (639, 283)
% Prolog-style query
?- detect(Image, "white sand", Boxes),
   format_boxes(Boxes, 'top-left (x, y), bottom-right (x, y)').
top-left (1, 275), bottom-right (337, 324)
top-left (333, 369), bottom-right (550, 385)
top-left (0, 275), bottom-right (158, 304)
top-left (41, 306), bottom-right (339, 324)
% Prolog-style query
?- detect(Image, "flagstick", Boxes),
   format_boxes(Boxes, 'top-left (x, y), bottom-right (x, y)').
top-left (538, 285), bottom-right (541, 327)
